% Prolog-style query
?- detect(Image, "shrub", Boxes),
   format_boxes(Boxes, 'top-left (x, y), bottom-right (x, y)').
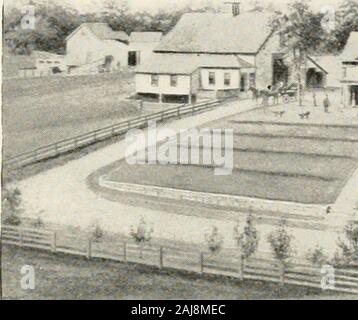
top-left (233, 215), bottom-right (259, 259)
top-left (33, 216), bottom-right (45, 229)
top-left (307, 246), bottom-right (328, 266)
top-left (130, 217), bottom-right (153, 258)
top-left (205, 226), bottom-right (224, 254)
top-left (267, 219), bottom-right (294, 263)
top-left (335, 222), bottom-right (358, 266)
top-left (89, 221), bottom-right (104, 242)
top-left (2, 187), bottom-right (22, 226)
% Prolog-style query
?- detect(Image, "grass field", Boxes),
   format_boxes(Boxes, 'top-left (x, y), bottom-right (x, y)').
top-left (3, 245), bottom-right (351, 300)
top-left (105, 109), bottom-right (358, 205)
top-left (2, 71), bottom-right (138, 158)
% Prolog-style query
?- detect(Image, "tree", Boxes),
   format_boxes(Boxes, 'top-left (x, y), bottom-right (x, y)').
top-left (267, 219), bottom-right (294, 263)
top-left (233, 215), bottom-right (259, 259)
top-left (307, 246), bottom-right (328, 266)
top-left (205, 226), bottom-right (224, 254)
top-left (130, 217), bottom-right (153, 258)
top-left (2, 187), bottom-right (23, 226)
top-left (271, 1), bottom-right (324, 106)
top-left (335, 222), bottom-right (358, 266)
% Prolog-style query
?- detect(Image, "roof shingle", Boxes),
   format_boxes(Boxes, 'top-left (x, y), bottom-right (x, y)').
top-left (155, 12), bottom-right (273, 54)
top-left (67, 23), bottom-right (129, 42)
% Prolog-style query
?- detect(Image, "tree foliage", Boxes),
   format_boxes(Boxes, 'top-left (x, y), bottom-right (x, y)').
top-left (4, 1), bottom-right (186, 55)
top-left (233, 215), bottom-right (259, 259)
top-left (267, 219), bottom-right (294, 262)
top-left (2, 187), bottom-right (23, 226)
top-left (334, 222), bottom-right (358, 265)
top-left (205, 226), bottom-right (224, 254)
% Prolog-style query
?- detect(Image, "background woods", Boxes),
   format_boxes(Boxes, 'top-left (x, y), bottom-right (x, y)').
top-left (3, 0), bottom-right (358, 56)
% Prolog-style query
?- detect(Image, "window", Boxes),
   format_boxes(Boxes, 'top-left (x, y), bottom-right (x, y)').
top-left (151, 74), bottom-right (159, 87)
top-left (209, 72), bottom-right (216, 85)
top-left (224, 72), bottom-right (231, 86)
top-left (128, 51), bottom-right (140, 66)
top-left (170, 75), bottom-right (178, 87)
top-left (39, 60), bottom-right (44, 64)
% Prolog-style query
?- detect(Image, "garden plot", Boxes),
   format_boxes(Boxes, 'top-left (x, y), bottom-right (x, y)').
top-left (104, 107), bottom-right (358, 205)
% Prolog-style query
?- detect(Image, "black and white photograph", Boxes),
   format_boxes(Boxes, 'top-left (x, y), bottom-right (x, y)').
top-left (1, 0), bottom-right (358, 301)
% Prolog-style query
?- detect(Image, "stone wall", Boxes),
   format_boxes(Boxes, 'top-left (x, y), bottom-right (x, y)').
top-left (99, 177), bottom-right (327, 218)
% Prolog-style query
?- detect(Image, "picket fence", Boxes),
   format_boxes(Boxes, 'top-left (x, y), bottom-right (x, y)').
top-left (2, 225), bottom-right (358, 295)
top-left (3, 99), bottom-right (222, 169)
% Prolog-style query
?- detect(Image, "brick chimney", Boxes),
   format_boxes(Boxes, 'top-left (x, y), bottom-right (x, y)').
top-left (225, 1), bottom-right (241, 16)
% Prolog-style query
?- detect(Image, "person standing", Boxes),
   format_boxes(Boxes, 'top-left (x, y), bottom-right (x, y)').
top-left (323, 93), bottom-right (330, 113)
top-left (313, 92), bottom-right (317, 107)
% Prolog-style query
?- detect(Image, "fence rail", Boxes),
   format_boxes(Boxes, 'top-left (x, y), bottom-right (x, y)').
top-left (3, 99), bottom-right (222, 170)
top-left (2, 225), bottom-right (358, 295)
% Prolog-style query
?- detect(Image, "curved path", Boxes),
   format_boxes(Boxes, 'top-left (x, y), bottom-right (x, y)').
top-left (17, 99), bottom-right (354, 258)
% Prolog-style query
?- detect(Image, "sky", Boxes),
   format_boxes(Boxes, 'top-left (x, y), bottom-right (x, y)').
top-left (5, 0), bottom-right (345, 14)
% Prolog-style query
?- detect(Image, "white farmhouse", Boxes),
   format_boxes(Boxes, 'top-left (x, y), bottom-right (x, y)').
top-left (66, 23), bottom-right (129, 73)
top-left (128, 32), bottom-right (163, 66)
top-left (32, 50), bottom-right (67, 76)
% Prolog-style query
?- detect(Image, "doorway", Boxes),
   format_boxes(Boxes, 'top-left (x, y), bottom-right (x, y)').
top-left (272, 55), bottom-right (289, 86)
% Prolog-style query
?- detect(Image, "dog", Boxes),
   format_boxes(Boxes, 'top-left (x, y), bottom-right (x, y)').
top-left (272, 111), bottom-right (285, 118)
top-left (299, 112), bottom-right (310, 119)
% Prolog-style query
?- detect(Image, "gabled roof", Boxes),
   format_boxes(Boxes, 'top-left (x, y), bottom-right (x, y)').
top-left (341, 32), bottom-right (358, 61)
top-left (66, 23), bottom-right (129, 42)
top-left (130, 32), bottom-right (163, 43)
top-left (136, 53), bottom-right (254, 75)
top-left (32, 50), bottom-right (65, 60)
top-left (155, 12), bottom-right (273, 54)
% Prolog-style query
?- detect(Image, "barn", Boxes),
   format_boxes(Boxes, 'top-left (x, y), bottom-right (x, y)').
top-left (135, 6), bottom-right (326, 104)
top-left (66, 23), bottom-right (129, 73)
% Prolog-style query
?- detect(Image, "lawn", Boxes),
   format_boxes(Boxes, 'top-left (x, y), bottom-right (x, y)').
top-left (2, 71), bottom-right (139, 159)
top-left (2, 245), bottom-right (350, 300)
top-left (104, 111), bottom-right (358, 205)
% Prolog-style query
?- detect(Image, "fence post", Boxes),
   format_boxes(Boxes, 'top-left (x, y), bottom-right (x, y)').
top-left (177, 106), bottom-right (181, 117)
top-left (159, 246), bottom-right (164, 269)
top-left (238, 255), bottom-right (245, 280)
top-left (52, 232), bottom-right (57, 253)
top-left (200, 252), bottom-right (204, 274)
top-left (19, 228), bottom-right (23, 247)
top-left (87, 239), bottom-right (92, 260)
top-left (123, 241), bottom-right (127, 262)
top-left (279, 261), bottom-right (285, 285)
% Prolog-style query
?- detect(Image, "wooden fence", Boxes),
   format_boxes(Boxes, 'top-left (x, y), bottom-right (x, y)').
top-left (3, 99), bottom-right (222, 170)
top-left (2, 225), bottom-right (358, 295)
